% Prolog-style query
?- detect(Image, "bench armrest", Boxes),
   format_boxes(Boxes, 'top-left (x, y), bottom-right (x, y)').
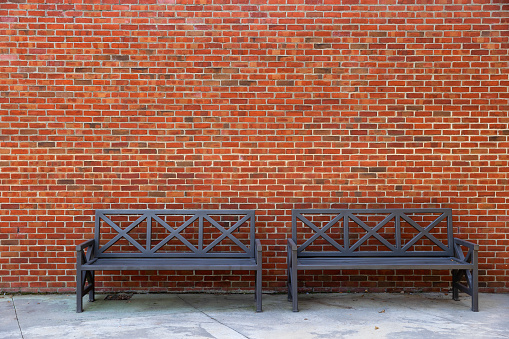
top-left (454, 238), bottom-right (479, 251)
top-left (453, 238), bottom-right (479, 264)
top-left (77, 239), bottom-right (96, 265)
top-left (287, 238), bottom-right (297, 252)
top-left (77, 239), bottom-right (95, 252)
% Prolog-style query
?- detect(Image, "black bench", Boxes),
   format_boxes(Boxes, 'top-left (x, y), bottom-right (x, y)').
top-left (77, 209), bottom-right (262, 312)
top-left (287, 208), bottom-right (479, 312)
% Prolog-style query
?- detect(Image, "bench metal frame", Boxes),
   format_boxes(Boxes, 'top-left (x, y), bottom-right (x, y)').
top-left (287, 208), bottom-right (479, 312)
top-left (77, 209), bottom-right (262, 312)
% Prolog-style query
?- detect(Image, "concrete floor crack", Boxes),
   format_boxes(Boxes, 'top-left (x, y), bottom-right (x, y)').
top-left (177, 295), bottom-right (250, 339)
top-left (11, 297), bottom-right (25, 339)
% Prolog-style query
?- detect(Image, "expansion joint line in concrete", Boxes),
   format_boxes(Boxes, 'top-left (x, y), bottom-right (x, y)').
top-left (11, 297), bottom-right (25, 339)
top-left (176, 295), bottom-right (250, 339)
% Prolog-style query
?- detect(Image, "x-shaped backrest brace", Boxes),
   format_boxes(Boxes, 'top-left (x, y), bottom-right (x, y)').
top-left (97, 213), bottom-right (251, 254)
top-left (348, 213), bottom-right (397, 252)
top-left (203, 214), bottom-right (250, 254)
top-left (296, 213), bottom-right (344, 253)
top-left (98, 214), bottom-right (147, 254)
top-left (400, 213), bottom-right (448, 252)
top-left (151, 214), bottom-right (199, 253)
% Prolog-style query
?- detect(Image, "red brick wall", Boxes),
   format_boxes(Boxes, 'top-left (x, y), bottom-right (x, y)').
top-left (1, 0), bottom-right (508, 294)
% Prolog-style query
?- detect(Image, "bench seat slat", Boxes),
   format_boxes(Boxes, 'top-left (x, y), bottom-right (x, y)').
top-left (297, 256), bottom-right (473, 270)
top-left (83, 258), bottom-right (258, 271)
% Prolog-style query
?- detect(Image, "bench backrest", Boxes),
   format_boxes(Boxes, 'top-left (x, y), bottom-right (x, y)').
top-left (94, 210), bottom-right (256, 258)
top-left (292, 208), bottom-right (454, 257)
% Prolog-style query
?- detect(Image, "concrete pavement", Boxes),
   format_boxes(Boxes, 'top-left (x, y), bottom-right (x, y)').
top-left (1, 292), bottom-right (508, 339)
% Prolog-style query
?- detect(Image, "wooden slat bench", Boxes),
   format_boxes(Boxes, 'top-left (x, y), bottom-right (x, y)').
top-left (287, 208), bottom-right (479, 312)
top-left (77, 209), bottom-right (262, 312)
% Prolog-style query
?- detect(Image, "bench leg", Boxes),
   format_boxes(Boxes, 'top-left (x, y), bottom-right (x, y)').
top-left (472, 266), bottom-right (479, 312)
top-left (88, 271), bottom-right (95, 302)
top-left (77, 270), bottom-right (95, 313)
top-left (287, 250), bottom-right (292, 302)
top-left (256, 267), bottom-right (262, 312)
top-left (287, 246), bottom-right (298, 311)
top-left (452, 269), bottom-right (460, 301)
top-left (76, 269), bottom-right (83, 313)
top-left (291, 266), bottom-right (298, 312)
top-left (452, 268), bottom-right (479, 312)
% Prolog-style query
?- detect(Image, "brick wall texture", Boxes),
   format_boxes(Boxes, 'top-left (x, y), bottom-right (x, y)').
top-left (1, 0), bottom-right (508, 294)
